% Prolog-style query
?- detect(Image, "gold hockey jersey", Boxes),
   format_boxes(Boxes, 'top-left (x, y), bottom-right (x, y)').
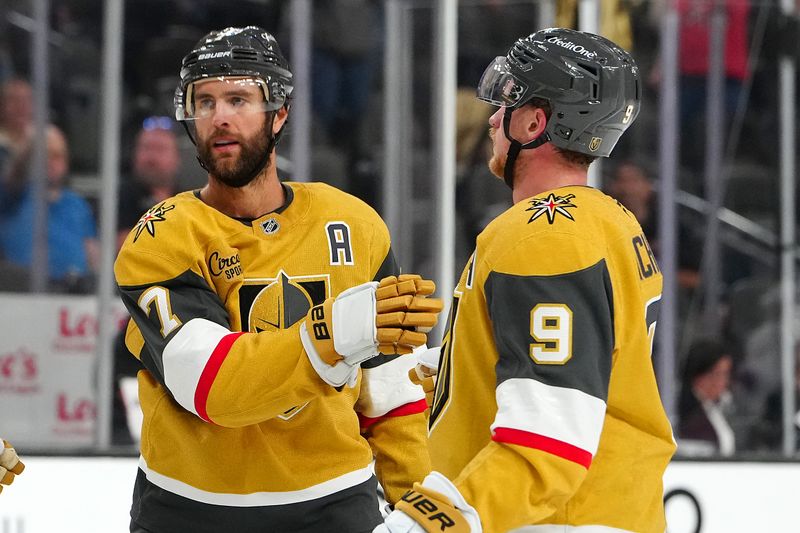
top-left (115, 182), bottom-right (430, 533)
top-left (428, 186), bottom-right (675, 533)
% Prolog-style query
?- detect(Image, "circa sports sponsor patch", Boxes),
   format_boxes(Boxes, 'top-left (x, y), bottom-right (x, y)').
top-left (133, 202), bottom-right (176, 242)
top-left (208, 250), bottom-right (242, 280)
top-left (526, 193), bottom-right (577, 224)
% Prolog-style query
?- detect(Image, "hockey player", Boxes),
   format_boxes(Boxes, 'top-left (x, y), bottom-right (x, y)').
top-left (115, 27), bottom-right (442, 533)
top-left (379, 28), bottom-right (676, 533)
top-left (0, 438), bottom-right (24, 494)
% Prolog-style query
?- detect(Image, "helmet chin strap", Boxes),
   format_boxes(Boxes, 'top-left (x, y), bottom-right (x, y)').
top-left (242, 111), bottom-right (279, 182)
top-left (180, 120), bottom-right (213, 173)
top-left (501, 107), bottom-right (550, 189)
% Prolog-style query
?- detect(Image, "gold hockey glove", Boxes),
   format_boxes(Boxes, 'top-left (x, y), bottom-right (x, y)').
top-left (0, 439), bottom-right (24, 494)
top-left (377, 472), bottom-right (482, 533)
top-left (408, 346), bottom-right (441, 406)
top-left (375, 275), bottom-right (443, 354)
top-left (301, 275), bottom-right (443, 387)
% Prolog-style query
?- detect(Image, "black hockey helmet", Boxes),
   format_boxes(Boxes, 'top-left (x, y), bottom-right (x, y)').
top-left (174, 26), bottom-right (293, 122)
top-left (477, 27), bottom-right (640, 159)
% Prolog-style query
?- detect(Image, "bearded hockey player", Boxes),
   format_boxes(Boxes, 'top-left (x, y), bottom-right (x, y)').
top-left (380, 28), bottom-right (676, 533)
top-left (115, 26), bottom-right (442, 533)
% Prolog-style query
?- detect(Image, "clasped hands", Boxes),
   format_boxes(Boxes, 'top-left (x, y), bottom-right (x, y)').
top-left (301, 274), bottom-right (444, 387)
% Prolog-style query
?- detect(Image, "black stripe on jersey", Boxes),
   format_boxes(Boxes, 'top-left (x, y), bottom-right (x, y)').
top-left (429, 293), bottom-right (460, 427)
top-left (485, 259), bottom-right (614, 402)
top-left (363, 246), bottom-right (402, 369)
top-left (363, 248), bottom-right (403, 369)
top-left (466, 253), bottom-right (476, 289)
top-left (373, 247), bottom-right (400, 282)
top-left (130, 469), bottom-right (383, 533)
top-left (361, 353), bottom-right (401, 369)
top-left (117, 270), bottom-right (230, 387)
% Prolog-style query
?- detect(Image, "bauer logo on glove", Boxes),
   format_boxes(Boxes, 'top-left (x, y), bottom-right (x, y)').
top-left (301, 274), bottom-right (444, 388)
top-left (309, 304), bottom-right (331, 341)
top-left (379, 472), bottom-right (482, 533)
top-left (398, 488), bottom-right (462, 531)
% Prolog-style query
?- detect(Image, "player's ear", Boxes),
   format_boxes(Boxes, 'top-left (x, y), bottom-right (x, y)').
top-left (272, 106), bottom-right (289, 135)
top-left (526, 106), bottom-right (548, 142)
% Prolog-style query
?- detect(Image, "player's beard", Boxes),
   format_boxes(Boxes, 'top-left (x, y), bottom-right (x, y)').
top-left (198, 120), bottom-right (272, 188)
top-left (488, 127), bottom-right (506, 180)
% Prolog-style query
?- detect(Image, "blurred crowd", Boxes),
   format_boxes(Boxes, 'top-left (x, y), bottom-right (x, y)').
top-left (0, 0), bottom-right (798, 454)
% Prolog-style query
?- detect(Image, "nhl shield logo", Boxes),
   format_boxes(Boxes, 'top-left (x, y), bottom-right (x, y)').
top-left (589, 136), bottom-right (603, 152)
top-left (261, 218), bottom-right (280, 235)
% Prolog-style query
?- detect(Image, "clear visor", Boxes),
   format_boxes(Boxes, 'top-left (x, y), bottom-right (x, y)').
top-left (476, 56), bottom-right (528, 108)
top-left (174, 76), bottom-right (288, 122)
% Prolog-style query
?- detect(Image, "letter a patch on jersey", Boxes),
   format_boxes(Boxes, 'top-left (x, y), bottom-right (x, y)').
top-left (325, 222), bottom-right (354, 265)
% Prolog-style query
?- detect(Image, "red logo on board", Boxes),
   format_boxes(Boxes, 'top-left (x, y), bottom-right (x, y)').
top-left (0, 348), bottom-right (40, 393)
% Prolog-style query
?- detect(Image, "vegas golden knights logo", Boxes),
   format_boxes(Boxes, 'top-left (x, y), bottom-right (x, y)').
top-left (239, 270), bottom-right (328, 333)
top-left (589, 136), bottom-right (603, 152)
top-left (238, 271), bottom-right (329, 420)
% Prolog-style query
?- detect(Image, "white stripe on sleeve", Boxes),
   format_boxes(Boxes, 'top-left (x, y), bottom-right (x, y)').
top-left (162, 318), bottom-right (231, 415)
top-left (492, 378), bottom-right (607, 456)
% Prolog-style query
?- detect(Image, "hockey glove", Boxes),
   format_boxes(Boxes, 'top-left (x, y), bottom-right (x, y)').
top-left (375, 275), bottom-right (442, 353)
top-left (408, 346), bottom-right (441, 407)
top-left (301, 275), bottom-right (443, 388)
top-left (375, 472), bottom-right (482, 533)
top-left (0, 439), bottom-right (24, 494)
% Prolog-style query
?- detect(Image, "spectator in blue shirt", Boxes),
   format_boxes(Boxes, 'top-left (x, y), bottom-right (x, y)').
top-left (0, 125), bottom-right (98, 292)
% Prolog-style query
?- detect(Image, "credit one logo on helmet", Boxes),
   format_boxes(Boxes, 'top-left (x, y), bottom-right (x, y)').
top-left (547, 37), bottom-right (597, 59)
top-left (198, 51), bottom-right (232, 60)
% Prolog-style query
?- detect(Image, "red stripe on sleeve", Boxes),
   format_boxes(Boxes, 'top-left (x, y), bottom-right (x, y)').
top-left (194, 332), bottom-right (246, 424)
top-left (359, 399), bottom-right (428, 430)
top-left (492, 427), bottom-right (593, 469)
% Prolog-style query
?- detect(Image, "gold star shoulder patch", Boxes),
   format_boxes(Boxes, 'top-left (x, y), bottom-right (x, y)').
top-left (526, 193), bottom-right (577, 224)
top-left (133, 202), bottom-right (176, 242)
